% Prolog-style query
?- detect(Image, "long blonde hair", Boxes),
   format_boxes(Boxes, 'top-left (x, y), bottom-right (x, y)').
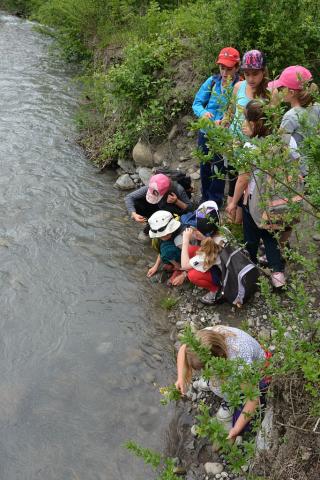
top-left (198, 236), bottom-right (223, 270)
top-left (292, 82), bottom-right (318, 107)
top-left (186, 329), bottom-right (228, 370)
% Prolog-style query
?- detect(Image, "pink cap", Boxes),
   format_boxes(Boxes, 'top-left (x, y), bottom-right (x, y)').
top-left (268, 66), bottom-right (312, 90)
top-left (146, 174), bottom-right (171, 204)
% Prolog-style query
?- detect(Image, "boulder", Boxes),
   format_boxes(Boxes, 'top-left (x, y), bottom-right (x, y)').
top-left (168, 124), bottom-right (179, 141)
top-left (153, 143), bottom-right (170, 166)
top-left (137, 167), bottom-right (153, 185)
top-left (114, 174), bottom-right (135, 191)
top-left (256, 406), bottom-right (273, 451)
top-left (190, 170), bottom-right (200, 180)
top-left (117, 158), bottom-right (136, 174)
top-left (204, 462), bottom-right (224, 475)
top-left (132, 140), bottom-right (153, 167)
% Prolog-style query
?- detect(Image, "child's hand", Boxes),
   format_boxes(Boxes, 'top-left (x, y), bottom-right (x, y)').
top-left (147, 265), bottom-right (158, 277)
top-left (167, 192), bottom-right (177, 204)
top-left (227, 427), bottom-right (238, 442)
top-left (225, 202), bottom-right (237, 215)
top-left (183, 227), bottom-right (194, 242)
top-left (132, 212), bottom-right (146, 223)
top-left (203, 112), bottom-right (214, 119)
top-left (171, 272), bottom-right (186, 286)
top-left (175, 378), bottom-right (187, 395)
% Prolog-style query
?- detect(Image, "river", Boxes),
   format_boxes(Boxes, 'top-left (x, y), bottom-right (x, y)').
top-left (0, 13), bottom-right (174, 480)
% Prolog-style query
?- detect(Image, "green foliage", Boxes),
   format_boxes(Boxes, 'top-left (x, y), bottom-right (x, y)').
top-left (159, 384), bottom-right (181, 405)
top-left (159, 296), bottom-right (179, 310)
top-left (124, 441), bottom-right (180, 480)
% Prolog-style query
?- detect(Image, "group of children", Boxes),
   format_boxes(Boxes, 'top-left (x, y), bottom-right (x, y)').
top-left (123, 47), bottom-right (319, 439)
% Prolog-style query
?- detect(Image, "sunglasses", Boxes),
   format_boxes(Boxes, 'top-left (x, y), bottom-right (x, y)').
top-left (150, 220), bottom-right (171, 234)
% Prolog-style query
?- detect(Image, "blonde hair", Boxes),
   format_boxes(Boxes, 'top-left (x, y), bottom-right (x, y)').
top-left (198, 236), bottom-right (223, 270)
top-left (186, 329), bottom-right (228, 370)
top-left (292, 82), bottom-right (318, 107)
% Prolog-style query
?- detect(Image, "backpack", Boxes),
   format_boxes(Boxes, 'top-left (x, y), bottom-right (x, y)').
top-left (220, 244), bottom-right (260, 306)
top-left (155, 167), bottom-right (193, 198)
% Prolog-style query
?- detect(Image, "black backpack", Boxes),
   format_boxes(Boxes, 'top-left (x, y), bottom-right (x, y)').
top-left (155, 167), bottom-right (193, 198)
top-left (220, 244), bottom-right (260, 306)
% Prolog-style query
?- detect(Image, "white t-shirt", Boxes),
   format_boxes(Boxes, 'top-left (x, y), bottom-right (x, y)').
top-left (189, 235), bottom-right (226, 272)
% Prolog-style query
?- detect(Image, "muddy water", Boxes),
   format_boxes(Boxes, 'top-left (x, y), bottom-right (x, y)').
top-left (0, 14), bottom-right (175, 480)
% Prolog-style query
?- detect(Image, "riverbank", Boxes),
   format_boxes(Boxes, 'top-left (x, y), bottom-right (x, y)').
top-left (3, 3), bottom-right (320, 479)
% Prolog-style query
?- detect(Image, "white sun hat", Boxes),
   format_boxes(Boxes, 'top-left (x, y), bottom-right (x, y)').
top-left (148, 210), bottom-right (181, 239)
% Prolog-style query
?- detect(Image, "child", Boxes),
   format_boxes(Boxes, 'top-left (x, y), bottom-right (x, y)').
top-left (175, 326), bottom-right (270, 440)
top-left (226, 100), bottom-right (286, 288)
top-left (147, 211), bottom-right (186, 286)
top-left (225, 50), bottom-right (270, 223)
top-left (180, 201), bottom-right (226, 304)
top-left (192, 47), bottom-right (240, 205)
top-left (125, 174), bottom-right (192, 240)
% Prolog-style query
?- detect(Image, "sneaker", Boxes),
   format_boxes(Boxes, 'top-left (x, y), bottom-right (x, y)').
top-left (200, 289), bottom-right (223, 305)
top-left (258, 254), bottom-right (268, 267)
top-left (271, 271), bottom-right (286, 288)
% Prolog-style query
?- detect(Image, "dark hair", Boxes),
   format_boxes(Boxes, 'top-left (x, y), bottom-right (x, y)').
top-left (244, 99), bottom-right (270, 137)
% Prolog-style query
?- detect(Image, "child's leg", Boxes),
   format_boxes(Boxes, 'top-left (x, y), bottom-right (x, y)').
top-left (242, 205), bottom-right (261, 263)
top-left (187, 269), bottom-right (219, 292)
top-left (261, 229), bottom-right (285, 273)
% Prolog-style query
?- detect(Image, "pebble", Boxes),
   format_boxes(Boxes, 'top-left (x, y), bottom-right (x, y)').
top-left (204, 462), bottom-right (224, 475)
top-left (312, 233), bottom-right (320, 241)
top-left (191, 424), bottom-right (198, 436)
top-left (221, 473), bottom-right (228, 478)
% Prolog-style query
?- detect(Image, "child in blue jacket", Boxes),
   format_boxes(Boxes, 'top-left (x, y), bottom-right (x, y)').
top-left (192, 47), bottom-right (240, 206)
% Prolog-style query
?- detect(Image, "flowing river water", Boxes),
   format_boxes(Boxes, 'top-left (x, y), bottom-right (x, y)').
top-left (0, 14), bottom-right (175, 479)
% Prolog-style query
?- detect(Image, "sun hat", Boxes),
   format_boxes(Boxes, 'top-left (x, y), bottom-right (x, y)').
top-left (196, 201), bottom-right (220, 236)
top-left (268, 65), bottom-right (312, 91)
top-left (241, 50), bottom-right (266, 70)
top-left (217, 47), bottom-right (240, 68)
top-left (146, 174), bottom-right (171, 204)
top-left (148, 210), bottom-right (181, 238)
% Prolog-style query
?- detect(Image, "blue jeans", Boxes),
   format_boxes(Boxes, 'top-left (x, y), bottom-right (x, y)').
top-left (198, 131), bottom-right (225, 206)
top-left (243, 205), bottom-right (285, 273)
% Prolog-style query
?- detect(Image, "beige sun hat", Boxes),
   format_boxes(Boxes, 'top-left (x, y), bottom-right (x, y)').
top-left (148, 210), bottom-right (181, 239)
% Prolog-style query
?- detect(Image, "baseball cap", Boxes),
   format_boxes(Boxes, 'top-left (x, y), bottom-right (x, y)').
top-left (146, 174), bottom-right (171, 204)
top-left (217, 47), bottom-right (240, 68)
top-left (241, 50), bottom-right (265, 70)
top-left (196, 201), bottom-right (220, 236)
top-left (268, 66), bottom-right (312, 91)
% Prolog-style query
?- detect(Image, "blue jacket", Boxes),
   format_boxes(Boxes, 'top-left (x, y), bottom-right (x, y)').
top-left (192, 74), bottom-right (238, 121)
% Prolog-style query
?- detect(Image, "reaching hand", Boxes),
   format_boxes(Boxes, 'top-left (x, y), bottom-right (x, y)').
top-left (171, 272), bottom-right (186, 286)
top-left (203, 112), bottom-right (214, 119)
top-left (132, 212), bottom-right (146, 223)
top-left (167, 192), bottom-right (177, 204)
top-left (183, 227), bottom-right (194, 242)
top-left (225, 202), bottom-right (237, 215)
top-left (175, 378), bottom-right (187, 395)
top-left (147, 265), bottom-right (158, 278)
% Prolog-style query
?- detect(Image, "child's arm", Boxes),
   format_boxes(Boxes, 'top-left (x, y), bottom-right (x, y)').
top-left (180, 228), bottom-right (194, 270)
top-left (227, 398), bottom-right (260, 440)
top-left (225, 172), bottom-right (250, 215)
top-left (175, 344), bottom-right (192, 395)
top-left (147, 254), bottom-right (161, 278)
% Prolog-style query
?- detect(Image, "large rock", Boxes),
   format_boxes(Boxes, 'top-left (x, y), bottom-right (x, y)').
top-left (117, 158), bottom-right (135, 174)
top-left (153, 142), bottom-right (170, 166)
top-left (114, 174), bottom-right (135, 190)
top-left (137, 167), bottom-right (153, 186)
top-left (204, 462), bottom-right (224, 475)
top-left (256, 406), bottom-right (273, 451)
top-left (132, 140), bottom-right (153, 167)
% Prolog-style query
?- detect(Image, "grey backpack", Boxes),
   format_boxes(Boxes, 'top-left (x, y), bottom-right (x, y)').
top-left (220, 244), bottom-right (260, 306)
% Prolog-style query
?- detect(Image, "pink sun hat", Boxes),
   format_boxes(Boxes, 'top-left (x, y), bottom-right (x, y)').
top-left (268, 65), bottom-right (312, 90)
top-left (146, 174), bottom-right (171, 204)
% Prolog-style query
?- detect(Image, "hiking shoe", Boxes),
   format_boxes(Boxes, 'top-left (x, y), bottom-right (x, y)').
top-left (200, 289), bottom-right (223, 305)
top-left (271, 272), bottom-right (286, 288)
top-left (258, 254), bottom-right (268, 267)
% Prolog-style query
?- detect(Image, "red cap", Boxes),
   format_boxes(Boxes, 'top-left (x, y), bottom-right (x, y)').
top-left (217, 47), bottom-right (240, 68)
